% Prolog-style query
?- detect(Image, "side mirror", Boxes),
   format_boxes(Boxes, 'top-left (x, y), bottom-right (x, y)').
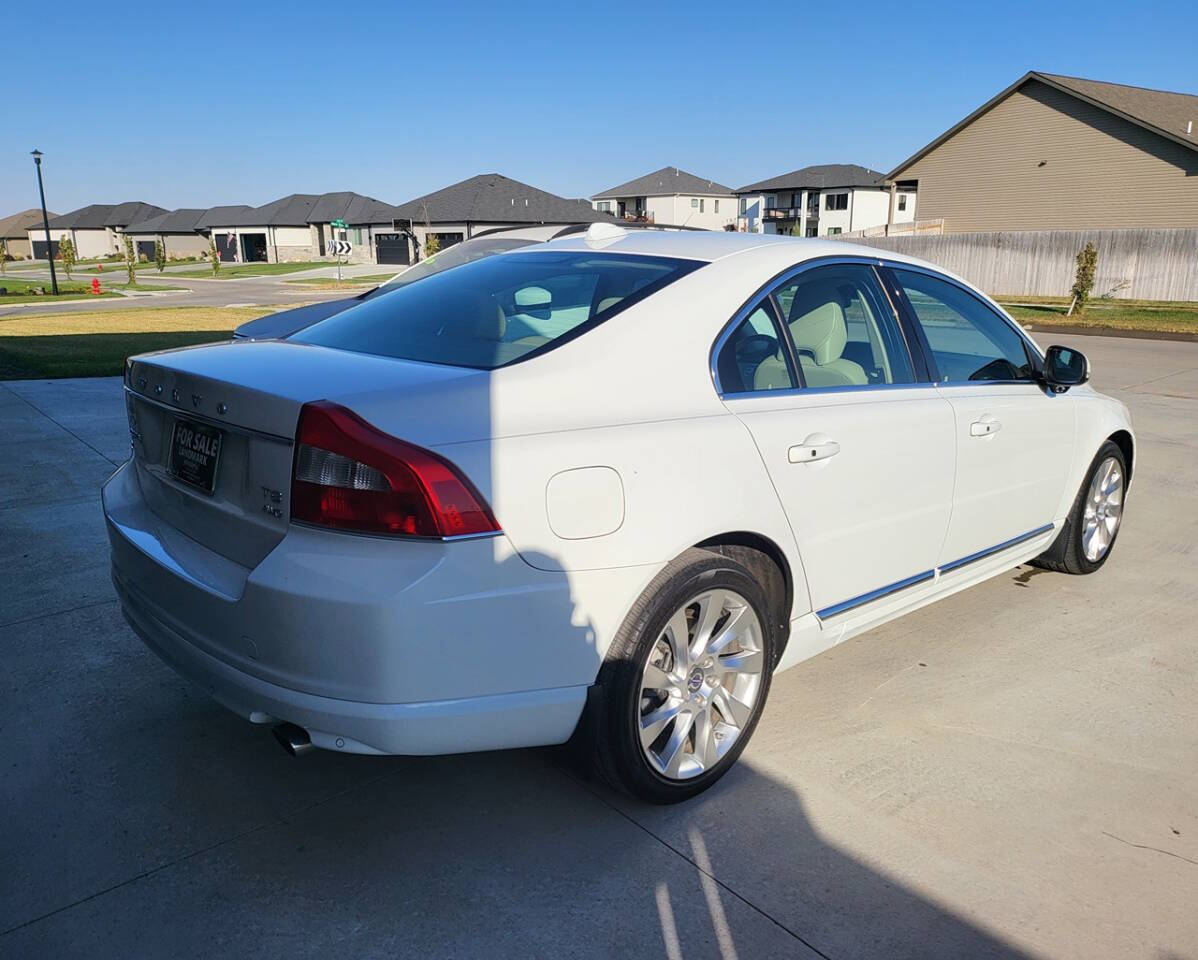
top-left (1044, 344), bottom-right (1089, 392)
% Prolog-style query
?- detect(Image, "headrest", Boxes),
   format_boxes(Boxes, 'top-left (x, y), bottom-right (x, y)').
top-left (789, 288), bottom-right (847, 366)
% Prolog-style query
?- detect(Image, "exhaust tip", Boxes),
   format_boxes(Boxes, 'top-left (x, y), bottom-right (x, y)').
top-left (272, 722), bottom-right (314, 757)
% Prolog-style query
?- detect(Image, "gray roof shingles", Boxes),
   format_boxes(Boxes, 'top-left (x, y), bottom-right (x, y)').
top-left (124, 209), bottom-right (209, 234)
top-left (1, 208), bottom-right (56, 239)
top-left (735, 164), bottom-right (886, 194)
top-left (593, 166), bottom-right (736, 200)
top-left (393, 174), bottom-right (607, 225)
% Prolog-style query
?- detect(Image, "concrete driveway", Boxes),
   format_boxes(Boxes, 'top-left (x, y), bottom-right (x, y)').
top-left (1, 335), bottom-right (1195, 959)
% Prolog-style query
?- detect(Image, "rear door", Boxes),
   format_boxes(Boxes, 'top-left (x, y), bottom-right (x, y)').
top-left (718, 262), bottom-right (956, 619)
top-left (886, 266), bottom-right (1076, 569)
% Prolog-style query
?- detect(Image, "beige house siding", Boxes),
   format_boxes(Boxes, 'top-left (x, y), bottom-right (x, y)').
top-left (895, 79), bottom-right (1198, 233)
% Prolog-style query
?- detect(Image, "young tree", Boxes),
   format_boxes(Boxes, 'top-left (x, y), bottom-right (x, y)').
top-left (124, 235), bottom-right (136, 285)
top-left (59, 235), bottom-right (76, 280)
top-left (423, 232), bottom-right (440, 259)
top-left (1068, 242), bottom-right (1098, 316)
top-left (154, 238), bottom-right (166, 273)
top-left (0, 238), bottom-right (7, 275)
top-left (790, 221), bottom-right (802, 237)
top-left (209, 236), bottom-right (221, 275)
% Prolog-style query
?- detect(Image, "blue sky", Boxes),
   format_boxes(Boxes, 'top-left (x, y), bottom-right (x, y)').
top-left (4, 0), bottom-right (1195, 215)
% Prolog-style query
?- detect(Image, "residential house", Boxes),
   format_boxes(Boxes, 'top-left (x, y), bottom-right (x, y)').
top-left (123, 209), bottom-right (210, 261)
top-left (591, 167), bottom-right (737, 230)
top-left (28, 201), bottom-right (166, 260)
top-left (1, 209), bottom-right (55, 260)
top-left (887, 71), bottom-right (1198, 233)
top-left (198, 193), bottom-right (406, 264)
top-left (389, 174), bottom-right (607, 263)
top-left (305, 192), bottom-right (406, 265)
top-left (735, 165), bottom-right (911, 237)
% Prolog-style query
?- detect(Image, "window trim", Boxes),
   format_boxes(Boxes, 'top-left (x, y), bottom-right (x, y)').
top-left (710, 256), bottom-right (927, 398)
top-left (881, 263), bottom-right (1044, 387)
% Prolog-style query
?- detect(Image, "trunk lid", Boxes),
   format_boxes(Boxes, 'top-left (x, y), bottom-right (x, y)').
top-left (125, 340), bottom-right (490, 567)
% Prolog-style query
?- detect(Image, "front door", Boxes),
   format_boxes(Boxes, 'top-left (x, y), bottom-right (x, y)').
top-left (718, 262), bottom-right (956, 618)
top-left (887, 267), bottom-right (1076, 567)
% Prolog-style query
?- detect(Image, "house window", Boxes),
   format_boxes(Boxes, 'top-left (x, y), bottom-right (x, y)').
top-left (766, 196), bottom-right (776, 209)
top-left (596, 201), bottom-right (612, 212)
top-left (353, 228), bottom-right (363, 244)
top-left (714, 200), bottom-right (720, 213)
top-left (739, 198), bottom-right (747, 215)
top-left (699, 199), bottom-right (705, 213)
top-left (805, 226), bottom-right (818, 237)
top-left (825, 193), bottom-right (848, 211)
top-left (827, 227), bottom-right (843, 235)
top-left (897, 195), bottom-right (907, 211)
top-left (691, 198), bottom-right (698, 208)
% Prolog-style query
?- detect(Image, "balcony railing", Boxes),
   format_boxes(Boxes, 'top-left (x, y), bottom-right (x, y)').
top-left (763, 207), bottom-right (818, 222)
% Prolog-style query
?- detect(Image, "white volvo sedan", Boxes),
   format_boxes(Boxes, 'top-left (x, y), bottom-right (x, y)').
top-left (105, 226), bottom-right (1133, 803)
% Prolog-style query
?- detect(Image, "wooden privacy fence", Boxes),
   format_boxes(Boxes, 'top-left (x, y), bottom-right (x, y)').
top-left (834, 228), bottom-right (1198, 301)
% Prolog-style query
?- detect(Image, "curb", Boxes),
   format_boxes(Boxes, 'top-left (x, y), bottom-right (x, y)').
top-left (1021, 323), bottom-right (1198, 343)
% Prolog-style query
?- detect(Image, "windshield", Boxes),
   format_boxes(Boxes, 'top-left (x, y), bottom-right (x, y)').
top-left (363, 236), bottom-right (537, 301)
top-left (294, 251), bottom-right (703, 369)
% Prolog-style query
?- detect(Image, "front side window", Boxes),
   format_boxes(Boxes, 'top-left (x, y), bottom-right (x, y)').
top-left (827, 227), bottom-right (842, 236)
top-left (825, 193), bottom-right (848, 211)
top-left (739, 198), bottom-right (747, 214)
top-left (772, 265), bottom-right (915, 388)
top-left (596, 201), bottom-right (612, 212)
top-left (715, 304), bottom-right (794, 394)
top-left (296, 252), bottom-right (703, 369)
top-left (714, 200), bottom-right (720, 213)
top-left (897, 195), bottom-right (907, 211)
top-left (892, 268), bottom-right (1035, 382)
top-left (691, 198), bottom-right (698, 208)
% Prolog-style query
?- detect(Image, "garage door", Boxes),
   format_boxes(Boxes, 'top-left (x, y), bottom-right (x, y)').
top-left (375, 233), bottom-right (410, 266)
top-left (136, 241), bottom-right (156, 262)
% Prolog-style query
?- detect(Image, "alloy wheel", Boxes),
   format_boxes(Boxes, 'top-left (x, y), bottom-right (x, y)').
top-left (1082, 455), bottom-right (1123, 562)
top-left (637, 589), bottom-right (765, 781)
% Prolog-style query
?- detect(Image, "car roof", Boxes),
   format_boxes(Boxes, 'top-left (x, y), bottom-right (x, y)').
top-left (528, 225), bottom-right (968, 284)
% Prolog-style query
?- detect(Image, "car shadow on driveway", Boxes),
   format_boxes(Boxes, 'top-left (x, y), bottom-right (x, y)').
top-left (1, 642), bottom-right (1032, 959)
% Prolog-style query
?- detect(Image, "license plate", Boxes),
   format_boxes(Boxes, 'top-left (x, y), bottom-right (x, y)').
top-left (168, 418), bottom-right (223, 494)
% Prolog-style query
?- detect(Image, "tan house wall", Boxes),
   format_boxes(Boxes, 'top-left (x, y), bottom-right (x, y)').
top-left (895, 79), bottom-right (1198, 233)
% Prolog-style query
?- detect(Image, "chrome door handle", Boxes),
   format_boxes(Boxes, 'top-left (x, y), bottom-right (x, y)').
top-left (969, 417), bottom-right (1001, 437)
top-left (789, 437), bottom-right (840, 463)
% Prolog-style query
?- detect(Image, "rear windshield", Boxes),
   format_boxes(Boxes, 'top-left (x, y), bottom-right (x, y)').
top-left (363, 237), bottom-right (536, 301)
top-left (293, 251), bottom-right (703, 369)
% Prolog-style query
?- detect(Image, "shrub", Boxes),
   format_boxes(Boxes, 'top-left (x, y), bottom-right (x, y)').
top-left (209, 236), bottom-right (220, 275)
top-left (59, 235), bottom-right (76, 279)
top-left (1069, 242), bottom-right (1098, 315)
top-left (124, 236), bottom-right (136, 285)
top-left (423, 233), bottom-right (440, 258)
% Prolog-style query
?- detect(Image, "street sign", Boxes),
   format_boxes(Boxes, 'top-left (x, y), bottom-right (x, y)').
top-left (330, 218), bottom-right (348, 229)
top-left (329, 239), bottom-right (352, 257)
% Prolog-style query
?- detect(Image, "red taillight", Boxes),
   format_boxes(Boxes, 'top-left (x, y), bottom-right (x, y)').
top-left (290, 401), bottom-right (500, 538)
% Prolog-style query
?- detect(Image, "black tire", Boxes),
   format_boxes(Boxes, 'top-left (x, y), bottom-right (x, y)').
top-left (587, 548), bottom-right (777, 804)
top-left (1031, 440), bottom-right (1127, 575)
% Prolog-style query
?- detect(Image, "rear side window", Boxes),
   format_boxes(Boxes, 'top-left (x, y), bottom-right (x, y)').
top-left (893, 269), bottom-right (1035, 382)
top-left (774, 264), bottom-right (915, 388)
top-left (295, 252), bottom-right (703, 369)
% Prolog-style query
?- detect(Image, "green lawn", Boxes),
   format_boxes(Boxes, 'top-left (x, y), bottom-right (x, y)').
top-left (169, 261), bottom-right (330, 279)
top-left (286, 273), bottom-right (392, 288)
top-left (997, 297), bottom-right (1198, 335)
top-left (75, 261), bottom-right (200, 275)
top-left (0, 305), bottom-right (279, 379)
top-left (0, 276), bottom-right (118, 304)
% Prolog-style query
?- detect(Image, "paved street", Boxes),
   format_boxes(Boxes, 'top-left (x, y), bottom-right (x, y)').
top-left (0, 261), bottom-right (389, 318)
top-left (1, 334), bottom-right (1195, 959)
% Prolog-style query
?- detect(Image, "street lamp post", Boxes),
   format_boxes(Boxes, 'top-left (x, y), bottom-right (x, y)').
top-left (31, 149), bottom-right (59, 296)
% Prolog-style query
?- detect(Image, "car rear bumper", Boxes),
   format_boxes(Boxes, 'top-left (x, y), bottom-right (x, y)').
top-left (103, 460), bottom-right (593, 755)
